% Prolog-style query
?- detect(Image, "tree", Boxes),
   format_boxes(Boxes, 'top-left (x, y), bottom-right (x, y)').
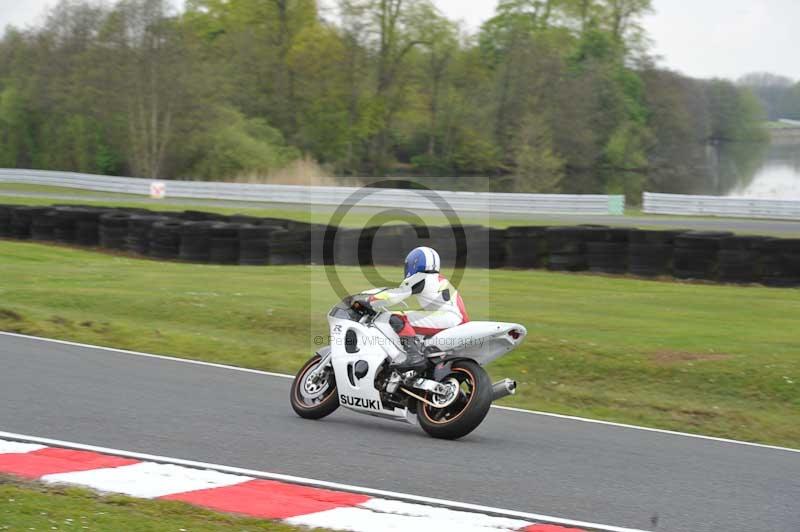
top-left (509, 113), bottom-right (564, 192)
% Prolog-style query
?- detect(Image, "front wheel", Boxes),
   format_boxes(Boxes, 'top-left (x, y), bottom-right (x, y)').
top-left (417, 360), bottom-right (492, 440)
top-left (290, 354), bottom-right (339, 419)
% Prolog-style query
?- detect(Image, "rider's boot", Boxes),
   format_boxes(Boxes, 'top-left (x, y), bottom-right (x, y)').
top-left (391, 336), bottom-right (428, 372)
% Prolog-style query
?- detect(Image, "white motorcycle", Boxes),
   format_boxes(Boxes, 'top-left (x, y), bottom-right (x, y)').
top-left (290, 288), bottom-right (527, 439)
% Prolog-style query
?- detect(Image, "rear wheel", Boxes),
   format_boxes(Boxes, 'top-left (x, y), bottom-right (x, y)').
top-left (290, 354), bottom-right (339, 419)
top-left (417, 360), bottom-right (492, 440)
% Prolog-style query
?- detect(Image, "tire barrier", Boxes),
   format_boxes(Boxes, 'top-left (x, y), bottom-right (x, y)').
top-left (239, 223), bottom-right (281, 265)
top-left (30, 209), bottom-right (58, 242)
top-left (628, 229), bottom-right (683, 277)
top-left (545, 226), bottom-right (590, 271)
top-left (760, 238), bottom-right (800, 287)
top-left (149, 220), bottom-right (183, 259)
top-left (717, 236), bottom-right (771, 284)
top-left (179, 221), bottom-right (216, 262)
top-left (127, 215), bottom-right (168, 255)
top-left (673, 231), bottom-right (734, 280)
top-left (585, 227), bottom-right (629, 274)
top-left (209, 222), bottom-right (240, 264)
top-left (269, 226), bottom-right (310, 265)
top-left (99, 212), bottom-right (133, 250)
top-left (505, 226), bottom-right (547, 268)
top-left (371, 225), bottom-right (417, 266)
top-left (0, 205), bottom-right (13, 237)
top-left (1, 204), bottom-right (798, 288)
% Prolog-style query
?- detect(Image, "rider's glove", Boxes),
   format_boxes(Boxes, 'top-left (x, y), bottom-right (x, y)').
top-left (351, 296), bottom-right (373, 313)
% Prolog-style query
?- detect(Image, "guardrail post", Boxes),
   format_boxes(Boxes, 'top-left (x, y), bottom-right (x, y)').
top-left (608, 195), bottom-right (625, 215)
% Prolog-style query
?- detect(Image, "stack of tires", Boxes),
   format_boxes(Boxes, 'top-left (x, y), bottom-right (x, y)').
top-left (126, 215), bottom-right (168, 255)
top-left (545, 227), bottom-right (588, 271)
top-left (332, 228), bottom-right (362, 266)
top-left (371, 225), bottom-right (414, 266)
top-left (149, 220), bottom-right (184, 259)
top-left (717, 235), bottom-right (771, 284)
top-left (585, 227), bottom-right (629, 274)
top-left (628, 229), bottom-right (683, 277)
top-left (760, 238), bottom-right (800, 287)
top-left (461, 226), bottom-right (506, 269)
top-left (99, 212), bottom-right (132, 249)
top-left (504, 226), bottom-right (547, 269)
top-left (673, 231), bottom-right (732, 280)
top-left (179, 221), bottom-right (216, 262)
top-left (9, 206), bottom-right (41, 239)
top-left (269, 227), bottom-right (308, 265)
top-left (420, 226), bottom-right (464, 269)
top-left (356, 226), bottom-right (379, 266)
top-left (0, 205), bottom-right (12, 237)
top-left (74, 208), bottom-right (105, 246)
top-left (51, 207), bottom-right (84, 243)
top-left (239, 223), bottom-right (281, 265)
top-left (209, 223), bottom-right (240, 264)
top-left (30, 209), bottom-right (58, 241)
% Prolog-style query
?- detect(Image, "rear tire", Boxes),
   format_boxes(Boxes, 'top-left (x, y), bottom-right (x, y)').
top-left (417, 360), bottom-right (492, 440)
top-left (290, 354), bottom-right (339, 420)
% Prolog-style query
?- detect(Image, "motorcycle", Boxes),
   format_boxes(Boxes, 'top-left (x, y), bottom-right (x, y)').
top-left (290, 288), bottom-right (527, 439)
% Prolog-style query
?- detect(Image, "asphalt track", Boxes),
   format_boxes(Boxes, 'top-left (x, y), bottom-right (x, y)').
top-left (0, 333), bottom-right (798, 532)
top-left (3, 190), bottom-right (800, 234)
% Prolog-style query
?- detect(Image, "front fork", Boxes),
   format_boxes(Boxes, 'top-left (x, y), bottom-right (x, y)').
top-left (308, 346), bottom-right (332, 381)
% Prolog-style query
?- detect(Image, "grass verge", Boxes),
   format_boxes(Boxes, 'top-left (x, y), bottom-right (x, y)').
top-left (0, 239), bottom-right (798, 447)
top-left (0, 475), bottom-right (321, 531)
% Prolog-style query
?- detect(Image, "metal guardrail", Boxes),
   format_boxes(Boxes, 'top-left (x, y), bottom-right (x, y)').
top-left (643, 192), bottom-right (800, 220)
top-left (0, 169), bottom-right (625, 215)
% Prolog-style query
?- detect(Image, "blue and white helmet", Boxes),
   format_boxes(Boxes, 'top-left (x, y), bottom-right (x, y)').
top-left (404, 246), bottom-right (440, 279)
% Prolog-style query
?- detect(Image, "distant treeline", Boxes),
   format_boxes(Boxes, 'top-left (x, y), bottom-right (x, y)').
top-left (739, 73), bottom-right (800, 122)
top-left (0, 0), bottom-right (772, 198)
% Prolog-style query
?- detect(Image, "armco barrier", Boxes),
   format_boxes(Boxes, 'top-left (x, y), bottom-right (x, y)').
top-left (0, 169), bottom-right (624, 215)
top-left (643, 192), bottom-right (800, 220)
top-left (1, 204), bottom-right (798, 287)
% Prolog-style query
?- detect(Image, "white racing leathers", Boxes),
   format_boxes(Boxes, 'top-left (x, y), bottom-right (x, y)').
top-left (370, 272), bottom-right (470, 336)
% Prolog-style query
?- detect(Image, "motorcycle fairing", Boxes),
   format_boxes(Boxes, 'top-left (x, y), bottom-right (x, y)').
top-left (327, 314), bottom-right (411, 423)
top-left (424, 321), bottom-right (528, 367)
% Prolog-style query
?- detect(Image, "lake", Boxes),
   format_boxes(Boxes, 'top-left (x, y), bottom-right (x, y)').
top-left (665, 137), bottom-right (800, 199)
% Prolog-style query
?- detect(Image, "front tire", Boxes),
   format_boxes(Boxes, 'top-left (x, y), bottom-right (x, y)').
top-left (417, 360), bottom-right (492, 440)
top-left (290, 354), bottom-right (339, 420)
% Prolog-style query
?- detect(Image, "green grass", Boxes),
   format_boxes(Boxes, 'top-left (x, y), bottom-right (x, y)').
top-left (0, 476), bottom-right (320, 531)
top-left (0, 239), bottom-right (798, 447)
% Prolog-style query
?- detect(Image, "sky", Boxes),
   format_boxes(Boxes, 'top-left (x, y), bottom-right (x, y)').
top-left (0, 0), bottom-right (798, 82)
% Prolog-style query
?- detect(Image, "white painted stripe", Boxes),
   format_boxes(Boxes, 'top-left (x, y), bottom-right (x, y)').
top-left (42, 462), bottom-right (251, 498)
top-left (489, 405), bottom-right (800, 454)
top-left (288, 506), bottom-right (525, 532)
top-left (360, 498), bottom-right (531, 529)
top-left (0, 440), bottom-right (45, 454)
top-left (2, 330), bottom-right (797, 454)
top-left (0, 430), bottom-right (651, 532)
top-left (0, 331), bottom-right (292, 379)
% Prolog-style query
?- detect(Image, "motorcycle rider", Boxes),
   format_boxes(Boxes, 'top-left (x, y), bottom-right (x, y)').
top-left (363, 246), bottom-right (469, 372)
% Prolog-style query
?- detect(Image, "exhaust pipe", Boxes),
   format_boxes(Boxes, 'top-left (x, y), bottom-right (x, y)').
top-left (492, 378), bottom-right (516, 401)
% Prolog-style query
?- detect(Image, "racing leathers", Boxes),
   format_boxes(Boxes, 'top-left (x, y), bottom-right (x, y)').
top-left (368, 272), bottom-right (469, 370)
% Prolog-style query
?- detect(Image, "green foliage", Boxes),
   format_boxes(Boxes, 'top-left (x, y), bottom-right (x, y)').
top-left (0, 0), bottom-right (771, 192)
top-left (187, 107), bottom-right (300, 179)
top-left (0, 85), bottom-right (35, 167)
top-left (510, 113), bottom-right (564, 192)
top-left (706, 80), bottom-right (768, 141)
